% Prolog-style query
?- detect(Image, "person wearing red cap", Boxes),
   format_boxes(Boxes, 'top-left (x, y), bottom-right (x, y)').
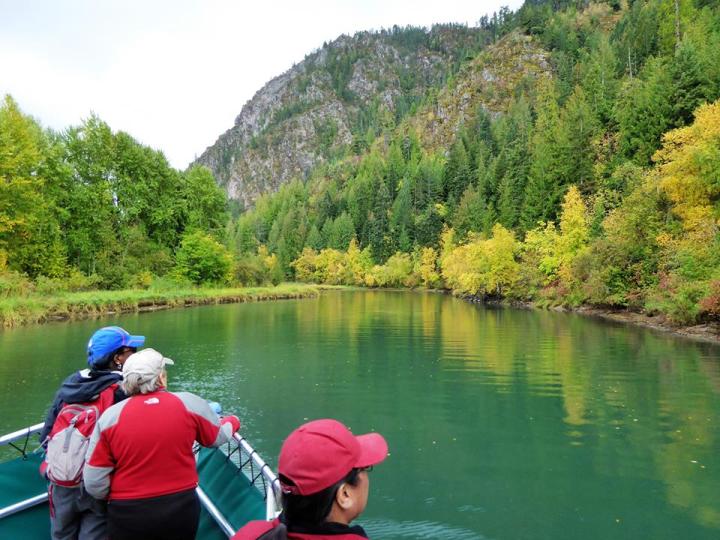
top-left (232, 419), bottom-right (388, 540)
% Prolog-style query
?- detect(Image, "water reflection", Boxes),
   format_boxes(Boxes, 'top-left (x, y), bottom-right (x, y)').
top-left (291, 291), bottom-right (720, 534)
top-left (1, 290), bottom-right (719, 539)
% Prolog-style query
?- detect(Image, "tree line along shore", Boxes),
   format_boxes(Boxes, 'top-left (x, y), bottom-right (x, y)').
top-left (2, 1), bottom-right (720, 334)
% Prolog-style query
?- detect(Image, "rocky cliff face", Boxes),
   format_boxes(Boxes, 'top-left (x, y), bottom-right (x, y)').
top-left (409, 31), bottom-right (551, 151)
top-left (193, 26), bottom-right (485, 209)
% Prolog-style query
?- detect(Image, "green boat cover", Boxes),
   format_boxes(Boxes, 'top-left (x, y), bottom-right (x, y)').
top-left (196, 445), bottom-right (268, 538)
top-left (0, 447), bottom-right (268, 539)
top-left (0, 452), bottom-right (49, 539)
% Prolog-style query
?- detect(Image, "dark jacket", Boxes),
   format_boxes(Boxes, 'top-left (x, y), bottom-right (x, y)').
top-left (40, 368), bottom-right (127, 444)
top-left (232, 518), bottom-right (368, 540)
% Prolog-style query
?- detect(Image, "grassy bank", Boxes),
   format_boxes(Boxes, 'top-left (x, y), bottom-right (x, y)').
top-left (0, 283), bottom-right (321, 328)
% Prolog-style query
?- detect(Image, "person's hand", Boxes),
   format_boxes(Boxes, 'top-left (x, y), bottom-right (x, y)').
top-left (220, 415), bottom-right (241, 433)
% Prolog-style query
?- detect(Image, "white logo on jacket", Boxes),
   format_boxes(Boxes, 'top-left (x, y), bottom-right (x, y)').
top-left (144, 397), bottom-right (160, 405)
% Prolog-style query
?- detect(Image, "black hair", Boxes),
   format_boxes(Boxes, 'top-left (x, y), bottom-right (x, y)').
top-left (90, 352), bottom-right (113, 371)
top-left (280, 468), bottom-right (360, 527)
top-left (92, 346), bottom-right (133, 372)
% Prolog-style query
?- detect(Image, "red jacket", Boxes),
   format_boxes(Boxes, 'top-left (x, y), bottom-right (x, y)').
top-left (232, 518), bottom-right (368, 540)
top-left (83, 389), bottom-right (236, 500)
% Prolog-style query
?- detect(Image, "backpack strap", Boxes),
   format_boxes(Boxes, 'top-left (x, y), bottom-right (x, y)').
top-left (259, 523), bottom-right (287, 540)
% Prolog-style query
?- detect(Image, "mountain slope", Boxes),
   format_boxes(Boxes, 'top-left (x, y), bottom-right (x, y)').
top-left (408, 30), bottom-right (550, 151)
top-left (193, 25), bottom-right (490, 208)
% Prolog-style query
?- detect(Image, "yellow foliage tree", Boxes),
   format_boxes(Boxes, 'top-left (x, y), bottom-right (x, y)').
top-left (484, 224), bottom-right (521, 295)
top-left (654, 100), bottom-right (720, 238)
top-left (521, 186), bottom-right (589, 291)
top-left (417, 247), bottom-right (441, 288)
top-left (439, 226), bottom-right (456, 266)
top-left (522, 222), bottom-right (560, 285)
top-left (365, 252), bottom-right (415, 288)
top-left (345, 238), bottom-right (373, 285)
top-left (257, 245), bottom-right (283, 284)
top-left (441, 224), bottom-right (519, 297)
top-left (556, 185), bottom-right (590, 285)
top-left (291, 247), bottom-right (319, 282)
top-left (314, 248), bottom-right (352, 285)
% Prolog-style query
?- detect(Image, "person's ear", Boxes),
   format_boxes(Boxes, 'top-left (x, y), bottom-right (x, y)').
top-left (335, 482), bottom-right (354, 510)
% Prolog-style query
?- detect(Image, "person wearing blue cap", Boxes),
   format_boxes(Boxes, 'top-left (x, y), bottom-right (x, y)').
top-left (40, 326), bottom-right (145, 540)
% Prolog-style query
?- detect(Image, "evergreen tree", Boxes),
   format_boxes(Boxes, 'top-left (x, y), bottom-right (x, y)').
top-left (305, 224), bottom-right (324, 250)
top-left (268, 217), bottom-right (281, 251)
top-left (277, 207), bottom-right (308, 273)
top-left (453, 185), bottom-right (485, 239)
top-left (615, 57), bottom-right (673, 164)
top-left (317, 186), bottom-right (338, 225)
top-left (369, 178), bottom-right (392, 262)
top-left (413, 154), bottom-right (443, 211)
top-left (668, 40), bottom-right (712, 128)
top-left (496, 98), bottom-right (532, 230)
top-left (443, 138), bottom-right (472, 205)
top-left (385, 140), bottom-right (405, 196)
top-left (579, 35), bottom-right (619, 125)
top-left (562, 86), bottom-right (598, 192)
top-left (346, 170), bottom-right (374, 245)
top-left (610, 0), bottom-right (660, 76)
top-left (390, 179), bottom-right (414, 251)
top-left (657, 0), bottom-right (696, 55)
top-left (521, 80), bottom-right (568, 229)
top-left (330, 212), bottom-right (355, 250)
top-left (235, 216), bottom-right (258, 254)
top-left (321, 219), bottom-right (334, 247)
top-left (414, 205), bottom-right (443, 247)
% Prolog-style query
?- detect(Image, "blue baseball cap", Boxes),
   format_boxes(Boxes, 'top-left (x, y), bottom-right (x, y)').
top-left (87, 326), bottom-right (145, 368)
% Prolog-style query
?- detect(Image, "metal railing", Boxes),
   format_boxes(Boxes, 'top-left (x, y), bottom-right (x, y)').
top-left (0, 423), bottom-right (47, 520)
top-left (220, 432), bottom-right (281, 520)
top-left (193, 431), bottom-right (282, 536)
top-left (0, 422), bottom-right (44, 448)
top-left (2, 422), bottom-right (281, 535)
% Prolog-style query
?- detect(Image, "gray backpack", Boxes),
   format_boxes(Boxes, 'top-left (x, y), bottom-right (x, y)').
top-left (45, 404), bottom-right (100, 487)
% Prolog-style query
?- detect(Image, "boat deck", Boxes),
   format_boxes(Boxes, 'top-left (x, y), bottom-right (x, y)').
top-left (0, 424), bottom-right (280, 539)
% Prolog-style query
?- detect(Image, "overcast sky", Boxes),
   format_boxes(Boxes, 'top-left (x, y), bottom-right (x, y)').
top-left (0, 0), bottom-right (524, 169)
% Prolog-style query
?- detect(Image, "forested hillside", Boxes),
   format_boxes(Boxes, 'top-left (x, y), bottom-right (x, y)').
top-left (2, 0), bottom-right (720, 328)
top-left (227, 0), bottom-right (720, 325)
top-left (193, 21), bottom-right (512, 209)
top-left (0, 98), bottom-right (228, 291)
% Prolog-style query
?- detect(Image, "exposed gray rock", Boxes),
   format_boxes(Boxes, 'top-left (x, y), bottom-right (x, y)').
top-left (192, 26), bottom-right (483, 208)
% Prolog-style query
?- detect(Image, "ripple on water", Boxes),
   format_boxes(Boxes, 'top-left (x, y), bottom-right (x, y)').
top-left (362, 518), bottom-right (489, 540)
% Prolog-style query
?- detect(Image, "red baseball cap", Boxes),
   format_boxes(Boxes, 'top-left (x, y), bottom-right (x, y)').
top-left (278, 419), bottom-right (388, 496)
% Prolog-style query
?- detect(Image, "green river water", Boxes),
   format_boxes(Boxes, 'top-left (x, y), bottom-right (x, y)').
top-left (1, 290), bottom-right (719, 539)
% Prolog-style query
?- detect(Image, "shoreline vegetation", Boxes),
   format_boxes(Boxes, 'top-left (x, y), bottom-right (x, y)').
top-left (0, 283), bottom-right (321, 328)
top-left (461, 294), bottom-right (720, 344)
top-left (2, 281), bottom-right (718, 345)
top-left (2, 2), bottom-right (720, 344)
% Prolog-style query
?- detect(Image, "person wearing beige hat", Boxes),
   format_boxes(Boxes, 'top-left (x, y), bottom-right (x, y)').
top-left (83, 348), bottom-right (241, 540)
